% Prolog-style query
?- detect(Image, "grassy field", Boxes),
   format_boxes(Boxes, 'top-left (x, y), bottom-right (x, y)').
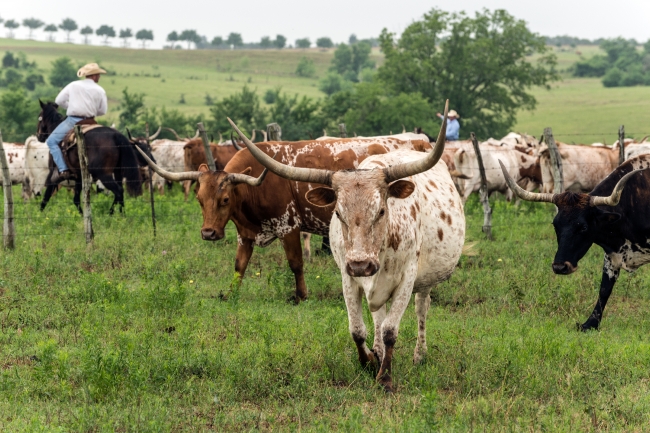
top-left (2, 184), bottom-right (650, 431)
top-left (1, 39), bottom-right (649, 144)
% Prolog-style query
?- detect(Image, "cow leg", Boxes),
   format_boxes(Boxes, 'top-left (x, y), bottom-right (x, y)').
top-left (413, 291), bottom-right (431, 364)
top-left (302, 233), bottom-right (311, 261)
top-left (371, 305), bottom-right (386, 362)
top-left (343, 276), bottom-right (377, 370)
top-left (40, 175), bottom-right (59, 211)
top-left (280, 230), bottom-right (307, 301)
top-left (580, 258), bottom-right (620, 331)
top-left (376, 269), bottom-right (417, 393)
top-left (96, 174), bottom-right (123, 215)
top-left (183, 180), bottom-right (191, 201)
top-left (234, 236), bottom-right (254, 279)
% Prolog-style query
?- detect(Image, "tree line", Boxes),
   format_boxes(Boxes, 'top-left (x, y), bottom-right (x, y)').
top-left (571, 38), bottom-right (650, 87)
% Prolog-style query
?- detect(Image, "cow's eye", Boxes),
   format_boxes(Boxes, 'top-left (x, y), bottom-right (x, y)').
top-left (578, 224), bottom-right (588, 233)
top-left (222, 197), bottom-right (229, 204)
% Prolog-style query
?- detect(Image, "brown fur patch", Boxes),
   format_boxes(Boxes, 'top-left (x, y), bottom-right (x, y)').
top-left (367, 144), bottom-right (388, 156)
top-left (415, 202), bottom-right (420, 211)
top-left (437, 228), bottom-right (444, 241)
top-left (429, 180), bottom-right (438, 189)
top-left (388, 232), bottom-right (401, 251)
top-left (410, 204), bottom-right (417, 220)
top-left (553, 191), bottom-right (590, 207)
top-left (446, 214), bottom-right (453, 225)
top-left (440, 210), bottom-right (448, 221)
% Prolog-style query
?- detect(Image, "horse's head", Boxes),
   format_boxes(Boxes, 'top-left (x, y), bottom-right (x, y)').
top-left (37, 100), bottom-right (63, 142)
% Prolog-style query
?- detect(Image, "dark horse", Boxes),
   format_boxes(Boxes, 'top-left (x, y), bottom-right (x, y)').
top-left (37, 101), bottom-right (145, 214)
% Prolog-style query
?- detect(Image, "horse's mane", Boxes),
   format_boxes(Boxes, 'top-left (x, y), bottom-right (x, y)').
top-left (43, 102), bottom-right (64, 124)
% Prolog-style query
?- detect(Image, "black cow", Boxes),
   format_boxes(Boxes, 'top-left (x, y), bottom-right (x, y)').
top-left (499, 156), bottom-right (650, 331)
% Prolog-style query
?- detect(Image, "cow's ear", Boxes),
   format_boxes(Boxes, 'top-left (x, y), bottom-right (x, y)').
top-left (306, 187), bottom-right (337, 207)
top-left (239, 167), bottom-right (252, 175)
top-left (198, 164), bottom-right (210, 173)
top-left (39, 99), bottom-right (44, 108)
top-left (388, 180), bottom-right (415, 199)
top-left (595, 210), bottom-right (621, 225)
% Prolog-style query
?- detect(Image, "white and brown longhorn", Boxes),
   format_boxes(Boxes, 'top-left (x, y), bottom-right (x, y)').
top-left (229, 101), bottom-right (466, 392)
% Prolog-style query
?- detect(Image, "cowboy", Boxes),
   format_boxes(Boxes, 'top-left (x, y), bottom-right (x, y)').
top-left (436, 109), bottom-right (460, 141)
top-left (46, 63), bottom-right (108, 181)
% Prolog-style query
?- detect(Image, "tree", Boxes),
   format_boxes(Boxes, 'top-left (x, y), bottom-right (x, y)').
top-left (50, 57), bottom-right (77, 88)
top-left (119, 28), bottom-right (133, 47)
top-left (260, 36), bottom-right (272, 49)
top-left (136, 29), bottom-right (154, 48)
top-left (4, 20), bottom-right (19, 38)
top-left (377, 8), bottom-right (558, 138)
top-left (211, 36), bottom-right (223, 47)
top-left (59, 18), bottom-right (78, 42)
top-left (296, 38), bottom-right (310, 49)
top-left (167, 31), bottom-right (179, 44)
top-left (274, 34), bottom-right (287, 49)
top-left (22, 18), bottom-right (44, 39)
top-left (329, 42), bottom-right (374, 82)
top-left (96, 25), bottom-right (116, 45)
top-left (319, 72), bottom-right (353, 96)
top-left (44, 24), bottom-right (57, 41)
top-left (267, 91), bottom-right (324, 140)
top-left (179, 30), bottom-right (200, 49)
top-left (295, 57), bottom-right (316, 78)
top-left (209, 85), bottom-right (267, 135)
top-left (226, 32), bottom-right (243, 48)
top-left (80, 26), bottom-right (93, 44)
top-left (349, 34), bottom-right (358, 44)
top-left (118, 88), bottom-right (146, 128)
top-left (316, 37), bottom-right (334, 48)
top-left (0, 87), bottom-right (36, 142)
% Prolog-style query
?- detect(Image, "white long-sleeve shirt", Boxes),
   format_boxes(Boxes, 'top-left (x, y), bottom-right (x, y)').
top-left (55, 79), bottom-right (108, 118)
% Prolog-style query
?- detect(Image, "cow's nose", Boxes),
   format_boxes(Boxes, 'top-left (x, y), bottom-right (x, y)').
top-left (346, 260), bottom-right (379, 277)
top-left (552, 261), bottom-right (577, 275)
top-left (201, 228), bottom-right (217, 241)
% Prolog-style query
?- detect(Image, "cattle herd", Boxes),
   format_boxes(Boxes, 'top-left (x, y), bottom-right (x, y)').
top-left (5, 100), bottom-right (650, 392)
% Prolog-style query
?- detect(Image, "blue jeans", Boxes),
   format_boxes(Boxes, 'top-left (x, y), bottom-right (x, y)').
top-left (45, 116), bottom-right (82, 172)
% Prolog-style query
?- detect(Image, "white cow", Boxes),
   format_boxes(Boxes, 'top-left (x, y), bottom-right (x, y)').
top-left (150, 139), bottom-right (187, 194)
top-left (1, 141), bottom-right (26, 189)
top-left (453, 144), bottom-right (539, 202)
top-left (24, 136), bottom-right (49, 198)
top-left (231, 110), bottom-right (465, 392)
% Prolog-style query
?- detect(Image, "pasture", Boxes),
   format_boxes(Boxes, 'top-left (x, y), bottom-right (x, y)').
top-left (2, 185), bottom-right (650, 431)
top-left (2, 39), bottom-right (650, 145)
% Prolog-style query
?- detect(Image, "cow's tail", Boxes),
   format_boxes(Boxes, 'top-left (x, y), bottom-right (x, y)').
top-left (117, 133), bottom-right (143, 197)
top-left (461, 241), bottom-right (478, 257)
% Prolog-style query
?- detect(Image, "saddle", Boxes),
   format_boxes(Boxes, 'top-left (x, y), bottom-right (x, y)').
top-left (58, 118), bottom-right (104, 170)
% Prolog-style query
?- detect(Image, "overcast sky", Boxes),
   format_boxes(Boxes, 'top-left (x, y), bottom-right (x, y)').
top-left (3, 0), bottom-right (649, 48)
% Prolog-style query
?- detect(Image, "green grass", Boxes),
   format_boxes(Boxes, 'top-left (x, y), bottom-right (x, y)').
top-left (2, 185), bottom-right (650, 431)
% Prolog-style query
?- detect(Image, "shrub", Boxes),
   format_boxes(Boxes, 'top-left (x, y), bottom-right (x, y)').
top-left (295, 57), bottom-right (316, 78)
top-left (602, 67), bottom-right (623, 87)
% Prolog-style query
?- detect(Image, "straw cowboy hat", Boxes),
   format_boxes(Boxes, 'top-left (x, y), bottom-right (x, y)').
top-left (77, 63), bottom-right (107, 78)
top-left (448, 110), bottom-right (460, 118)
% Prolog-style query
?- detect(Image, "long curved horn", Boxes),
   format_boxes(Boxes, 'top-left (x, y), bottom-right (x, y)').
top-left (231, 132), bottom-right (243, 151)
top-left (590, 169), bottom-right (646, 207)
top-left (499, 160), bottom-right (555, 202)
top-left (250, 129), bottom-right (256, 142)
top-left (261, 130), bottom-right (267, 142)
top-left (126, 128), bottom-right (134, 141)
top-left (226, 168), bottom-right (268, 186)
top-left (133, 143), bottom-right (200, 181)
top-left (163, 127), bottom-right (183, 141)
top-left (228, 117), bottom-right (333, 186)
top-left (218, 132), bottom-right (224, 144)
top-left (402, 124), bottom-right (406, 134)
top-left (149, 126), bottom-right (162, 140)
top-left (383, 100), bottom-right (449, 182)
top-left (190, 129), bottom-right (200, 140)
top-left (640, 135), bottom-right (649, 143)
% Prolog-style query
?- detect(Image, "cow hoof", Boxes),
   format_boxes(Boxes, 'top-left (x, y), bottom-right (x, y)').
top-left (577, 320), bottom-right (599, 332)
top-left (218, 291), bottom-right (229, 301)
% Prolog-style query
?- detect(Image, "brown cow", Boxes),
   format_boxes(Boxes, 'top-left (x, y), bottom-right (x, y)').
top-left (182, 139), bottom-right (240, 200)
top-left (135, 135), bottom-right (433, 301)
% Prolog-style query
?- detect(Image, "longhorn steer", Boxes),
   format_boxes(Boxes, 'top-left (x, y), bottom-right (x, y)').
top-left (149, 139), bottom-right (187, 194)
top-left (500, 155), bottom-right (650, 331)
top-left (231, 104), bottom-right (465, 392)
top-left (135, 133), bottom-right (433, 301)
top-left (539, 143), bottom-right (618, 193)
top-left (182, 138), bottom-right (239, 200)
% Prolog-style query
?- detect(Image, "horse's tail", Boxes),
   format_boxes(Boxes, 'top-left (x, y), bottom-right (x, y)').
top-left (116, 133), bottom-right (143, 197)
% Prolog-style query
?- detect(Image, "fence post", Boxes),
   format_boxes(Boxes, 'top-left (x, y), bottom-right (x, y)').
top-left (338, 123), bottom-right (347, 138)
top-left (267, 123), bottom-right (281, 141)
top-left (471, 132), bottom-right (492, 240)
top-left (544, 127), bottom-right (564, 194)
top-left (145, 123), bottom-right (157, 237)
top-left (0, 130), bottom-right (15, 249)
top-left (197, 122), bottom-right (216, 171)
top-left (618, 125), bottom-right (625, 165)
top-left (75, 126), bottom-right (93, 244)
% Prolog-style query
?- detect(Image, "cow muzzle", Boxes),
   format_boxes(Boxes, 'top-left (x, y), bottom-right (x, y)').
top-left (201, 228), bottom-right (223, 241)
top-left (552, 261), bottom-right (578, 275)
top-left (346, 260), bottom-right (380, 277)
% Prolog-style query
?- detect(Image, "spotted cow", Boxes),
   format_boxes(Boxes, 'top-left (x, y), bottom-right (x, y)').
top-left (233, 107), bottom-right (465, 392)
top-left (500, 155), bottom-right (650, 331)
